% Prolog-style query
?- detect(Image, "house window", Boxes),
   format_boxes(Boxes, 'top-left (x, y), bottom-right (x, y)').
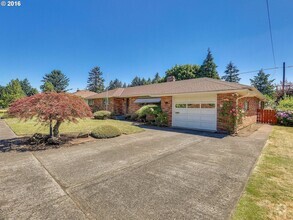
top-left (88, 99), bottom-right (94, 106)
top-left (244, 101), bottom-right (249, 111)
top-left (175, 104), bottom-right (186, 108)
top-left (187, 104), bottom-right (200, 108)
top-left (201, 103), bottom-right (215, 108)
top-left (103, 98), bottom-right (110, 106)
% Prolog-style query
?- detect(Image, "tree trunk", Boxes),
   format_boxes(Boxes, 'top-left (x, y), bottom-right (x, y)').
top-left (49, 120), bottom-right (53, 137)
top-left (53, 120), bottom-right (62, 137)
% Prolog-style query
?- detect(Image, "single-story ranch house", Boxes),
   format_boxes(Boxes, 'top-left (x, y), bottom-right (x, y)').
top-left (80, 77), bottom-right (265, 133)
top-left (72, 89), bottom-right (97, 105)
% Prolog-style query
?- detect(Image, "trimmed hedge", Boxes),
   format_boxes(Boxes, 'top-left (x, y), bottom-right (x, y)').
top-left (91, 125), bottom-right (121, 139)
top-left (93, 110), bottom-right (112, 120)
top-left (135, 105), bottom-right (161, 119)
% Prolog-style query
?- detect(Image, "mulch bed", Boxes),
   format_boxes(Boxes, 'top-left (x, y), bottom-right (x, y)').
top-left (0, 133), bottom-right (94, 152)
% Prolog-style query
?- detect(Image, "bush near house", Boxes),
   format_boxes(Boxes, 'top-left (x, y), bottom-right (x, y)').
top-left (277, 96), bottom-right (293, 111)
top-left (93, 110), bottom-right (112, 120)
top-left (91, 125), bottom-right (121, 138)
top-left (275, 97), bottom-right (293, 127)
top-left (276, 111), bottom-right (293, 127)
top-left (132, 105), bottom-right (168, 127)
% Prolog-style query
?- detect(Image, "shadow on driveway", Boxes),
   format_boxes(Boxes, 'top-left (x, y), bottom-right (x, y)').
top-left (134, 123), bottom-right (228, 139)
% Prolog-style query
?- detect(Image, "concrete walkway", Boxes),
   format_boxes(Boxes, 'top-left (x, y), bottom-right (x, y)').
top-left (0, 125), bottom-right (272, 220)
top-left (0, 120), bottom-right (17, 140)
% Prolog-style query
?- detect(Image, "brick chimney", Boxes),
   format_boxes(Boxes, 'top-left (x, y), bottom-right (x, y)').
top-left (167, 76), bottom-right (176, 82)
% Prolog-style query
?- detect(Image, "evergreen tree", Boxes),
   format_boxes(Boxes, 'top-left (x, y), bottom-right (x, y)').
top-left (1, 79), bottom-right (25, 107)
top-left (221, 62), bottom-right (241, 83)
top-left (19, 78), bottom-right (38, 96)
top-left (41, 70), bottom-right (69, 92)
top-left (199, 48), bottom-right (219, 79)
top-left (87, 67), bottom-right (105, 93)
top-left (122, 83), bottom-right (127, 88)
top-left (42, 81), bottom-right (55, 92)
top-left (152, 72), bottom-right (161, 83)
top-left (250, 69), bottom-right (275, 97)
top-left (129, 76), bottom-right (144, 87)
top-left (108, 78), bottom-right (123, 90)
top-left (165, 64), bottom-right (200, 81)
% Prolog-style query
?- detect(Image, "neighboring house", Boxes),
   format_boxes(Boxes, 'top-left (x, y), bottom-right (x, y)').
top-left (72, 90), bottom-right (97, 105)
top-left (87, 77), bottom-right (265, 132)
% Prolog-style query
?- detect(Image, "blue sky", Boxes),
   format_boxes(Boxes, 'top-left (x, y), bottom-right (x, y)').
top-left (0, 0), bottom-right (292, 91)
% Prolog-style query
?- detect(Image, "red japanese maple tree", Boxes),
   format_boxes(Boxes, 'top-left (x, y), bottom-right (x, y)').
top-left (8, 92), bottom-right (93, 137)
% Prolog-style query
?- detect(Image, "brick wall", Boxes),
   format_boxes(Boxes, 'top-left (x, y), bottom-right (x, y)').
top-left (217, 93), bottom-right (260, 132)
top-left (128, 97), bottom-right (141, 114)
top-left (217, 93), bottom-right (237, 132)
top-left (161, 96), bottom-right (172, 126)
top-left (238, 97), bottom-right (260, 130)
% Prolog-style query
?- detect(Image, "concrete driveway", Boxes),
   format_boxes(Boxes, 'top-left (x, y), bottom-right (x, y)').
top-left (0, 125), bottom-right (271, 220)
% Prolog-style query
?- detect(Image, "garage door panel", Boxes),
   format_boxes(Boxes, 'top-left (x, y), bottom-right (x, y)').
top-left (173, 95), bottom-right (217, 131)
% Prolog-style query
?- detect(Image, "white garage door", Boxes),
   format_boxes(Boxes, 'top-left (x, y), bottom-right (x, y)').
top-left (172, 94), bottom-right (217, 131)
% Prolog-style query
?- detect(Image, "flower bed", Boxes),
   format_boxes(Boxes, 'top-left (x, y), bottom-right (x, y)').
top-left (276, 111), bottom-right (293, 127)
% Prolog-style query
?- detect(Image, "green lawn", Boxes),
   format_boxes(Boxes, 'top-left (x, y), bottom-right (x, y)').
top-left (5, 118), bottom-right (143, 136)
top-left (232, 126), bottom-right (293, 220)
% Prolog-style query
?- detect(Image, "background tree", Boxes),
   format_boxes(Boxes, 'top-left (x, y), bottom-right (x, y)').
top-left (41, 70), bottom-right (69, 92)
top-left (221, 62), bottom-right (241, 83)
top-left (152, 73), bottom-right (161, 84)
top-left (8, 93), bottom-right (92, 137)
top-left (250, 69), bottom-right (275, 97)
top-left (108, 78), bottom-right (123, 90)
top-left (164, 64), bottom-right (200, 81)
top-left (122, 83), bottom-right (127, 88)
top-left (129, 76), bottom-right (144, 87)
top-left (1, 79), bottom-right (25, 108)
top-left (87, 66), bottom-right (105, 93)
top-left (42, 81), bottom-right (55, 92)
top-left (199, 48), bottom-right (219, 79)
top-left (19, 78), bottom-right (38, 96)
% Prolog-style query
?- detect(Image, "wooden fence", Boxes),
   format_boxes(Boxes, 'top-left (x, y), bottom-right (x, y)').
top-left (257, 109), bottom-right (277, 124)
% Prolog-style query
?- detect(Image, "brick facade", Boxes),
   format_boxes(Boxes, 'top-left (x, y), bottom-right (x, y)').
top-left (217, 93), bottom-right (237, 132)
top-left (238, 97), bottom-right (260, 130)
top-left (91, 93), bottom-right (260, 133)
top-left (217, 93), bottom-right (260, 133)
top-left (161, 96), bottom-right (172, 126)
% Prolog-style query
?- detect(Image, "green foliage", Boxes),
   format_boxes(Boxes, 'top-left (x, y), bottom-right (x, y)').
top-left (277, 96), bottom-right (293, 111)
top-left (220, 99), bottom-right (245, 133)
top-left (93, 110), bottom-right (112, 120)
top-left (264, 94), bottom-right (277, 109)
top-left (87, 66), bottom-right (105, 93)
top-left (41, 70), bottom-right (70, 92)
top-left (154, 112), bottom-right (168, 127)
top-left (42, 81), bottom-right (55, 92)
top-left (165, 64), bottom-right (200, 81)
top-left (221, 62), bottom-right (241, 83)
top-left (91, 125), bottom-right (121, 139)
top-left (250, 69), bottom-right (275, 96)
top-left (0, 79), bottom-right (25, 108)
top-left (199, 48), bottom-right (219, 79)
top-left (135, 105), bottom-right (161, 119)
top-left (152, 73), bottom-right (161, 84)
top-left (129, 76), bottom-right (145, 87)
top-left (108, 78), bottom-right (123, 90)
top-left (19, 78), bottom-right (38, 96)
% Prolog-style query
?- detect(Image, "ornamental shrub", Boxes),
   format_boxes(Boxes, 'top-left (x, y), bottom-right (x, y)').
top-left (91, 125), bottom-right (121, 138)
top-left (135, 105), bottom-right (161, 119)
top-left (276, 111), bottom-right (293, 126)
top-left (277, 96), bottom-right (293, 111)
top-left (155, 112), bottom-right (168, 126)
top-left (93, 110), bottom-right (112, 120)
